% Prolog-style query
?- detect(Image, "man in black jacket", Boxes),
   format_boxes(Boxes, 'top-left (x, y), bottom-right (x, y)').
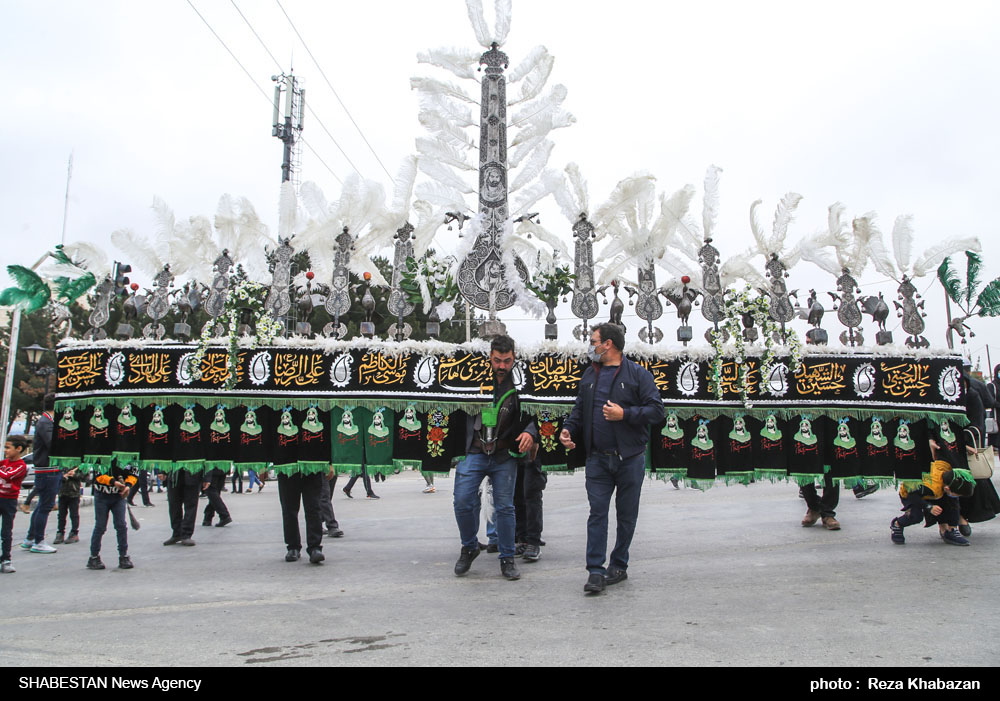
top-left (453, 335), bottom-right (537, 581)
top-left (560, 324), bottom-right (664, 594)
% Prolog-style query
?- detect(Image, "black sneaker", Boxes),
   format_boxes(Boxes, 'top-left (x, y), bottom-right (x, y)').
top-left (454, 546), bottom-right (480, 576)
top-left (87, 556), bottom-right (105, 570)
top-left (202, 520), bottom-right (212, 527)
top-left (514, 542), bottom-right (527, 557)
top-left (53, 533), bottom-right (65, 545)
top-left (163, 536), bottom-right (182, 546)
top-left (522, 544), bottom-right (541, 562)
top-left (486, 543), bottom-right (499, 554)
top-left (890, 518), bottom-right (905, 544)
top-left (854, 481), bottom-right (879, 499)
top-left (326, 528), bottom-right (344, 538)
top-left (308, 549), bottom-right (325, 565)
top-left (584, 573), bottom-right (605, 593)
top-left (959, 523), bottom-right (972, 537)
top-left (605, 568), bottom-right (628, 585)
top-left (285, 549), bottom-right (300, 562)
top-left (942, 529), bottom-right (971, 546)
top-left (500, 557), bottom-right (520, 580)
top-left (215, 516), bottom-right (233, 527)
top-left (118, 555), bottom-right (134, 570)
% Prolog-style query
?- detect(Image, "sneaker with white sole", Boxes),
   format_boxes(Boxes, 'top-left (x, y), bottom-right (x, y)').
top-left (30, 542), bottom-right (57, 553)
top-left (0, 560), bottom-right (15, 573)
top-left (20, 539), bottom-right (33, 550)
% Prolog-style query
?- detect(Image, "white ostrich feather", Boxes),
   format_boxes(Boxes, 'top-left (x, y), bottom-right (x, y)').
top-left (843, 213), bottom-right (877, 275)
top-left (410, 76), bottom-right (477, 104)
top-left (61, 241), bottom-right (110, 275)
top-left (891, 214), bottom-right (914, 273)
top-left (513, 218), bottom-right (571, 260)
top-left (545, 169), bottom-right (582, 224)
top-left (414, 181), bottom-right (472, 211)
top-left (769, 192), bottom-right (803, 254)
top-left (702, 164), bottom-right (722, 242)
top-left (417, 93), bottom-right (476, 128)
top-left (277, 180), bottom-right (300, 240)
top-left (493, 0), bottom-right (512, 45)
top-left (565, 163), bottom-right (589, 218)
top-left (720, 253), bottom-right (767, 289)
top-left (417, 157), bottom-right (476, 194)
top-left (659, 185), bottom-right (698, 253)
top-left (749, 199), bottom-right (767, 255)
top-left (416, 137), bottom-right (475, 171)
top-left (465, 0), bottom-right (492, 47)
top-left (508, 133), bottom-right (548, 169)
top-left (864, 216), bottom-right (899, 281)
top-left (509, 139), bottom-right (554, 193)
top-left (510, 55), bottom-right (553, 106)
top-left (298, 181), bottom-right (331, 220)
top-left (110, 228), bottom-right (165, 278)
top-left (592, 174), bottom-right (656, 236)
top-left (511, 175), bottom-right (557, 218)
top-left (787, 228), bottom-right (843, 277)
top-left (389, 155), bottom-right (419, 217)
top-left (510, 84), bottom-right (568, 127)
top-left (417, 110), bottom-right (478, 151)
top-left (506, 46), bottom-right (548, 83)
top-left (911, 236), bottom-right (982, 278)
top-left (412, 200), bottom-right (448, 257)
top-left (417, 47), bottom-right (482, 81)
top-left (510, 109), bottom-right (575, 146)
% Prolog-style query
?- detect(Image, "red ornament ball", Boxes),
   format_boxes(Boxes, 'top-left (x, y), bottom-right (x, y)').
top-left (681, 275), bottom-right (691, 285)
top-left (363, 271), bottom-right (372, 281)
top-left (130, 283), bottom-right (139, 291)
top-left (305, 271), bottom-right (315, 280)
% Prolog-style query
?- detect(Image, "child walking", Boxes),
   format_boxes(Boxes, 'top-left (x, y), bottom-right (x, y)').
top-left (0, 435), bottom-right (31, 573)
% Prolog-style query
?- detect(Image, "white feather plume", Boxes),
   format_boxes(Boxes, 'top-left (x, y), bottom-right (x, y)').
top-left (410, 76), bottom-right (477, 104)
top-left (509, 139), bottom-right (554, 193)
top-left (493, 0), bottom-right (512, 45)
top-left (465, 0), bottom-right (492, 47)
top-left (417, 47), bottom-right (482, 81)
top-left (510, 50), bottom-right (555, 105)
top-left (863, 216), bottom-right (899, 281)
top-left (702, 164), bottom-right (722, 242)
top-left (417, 110), bottom-right (478, 151)
top-left (511, 175), bottom-right (557, 218)
top-left (911, 236), bottom-right (983, 278)
top-left (416, 137), bottom-right (475, 171)
top-left (61, 241), bottom-right (110, 275)
top-left (506, 46), bottom-right (548, 83)
top-left (414, 181), bottom-right (472, 211)
top-left (110, 228), bottom-right (165, 278)
top-left (749, 199), bottom-right (767, 255)
top-left (510, 84), bottom-right (568, 127)
top-left (891, 214), bottom-right (914, 273)
top-left (417, 157), bottom-right (476, 194)
top-left (417, 93), bottom-right (476, 128)
top-left (769, 192), bottom-right (803, 254)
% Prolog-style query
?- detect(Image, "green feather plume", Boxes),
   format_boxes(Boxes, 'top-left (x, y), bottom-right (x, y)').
top-left (0, 265), bottom-right (51, 313)
top-left (937, 257), bottom-right (962, 304)
top-left (977, 278), bottom-right (1000, 317)
top-left (965, 250), bottom-right (982, 307)
top-left (53, 272), bottom-right (97, 303)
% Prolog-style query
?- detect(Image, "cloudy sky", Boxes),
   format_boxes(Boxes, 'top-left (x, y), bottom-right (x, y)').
top-left (3, 0), bottom-right (999, 369)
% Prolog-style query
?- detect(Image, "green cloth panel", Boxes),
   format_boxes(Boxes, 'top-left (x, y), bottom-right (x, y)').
top-left (331, 406), bottom-right (365, 474)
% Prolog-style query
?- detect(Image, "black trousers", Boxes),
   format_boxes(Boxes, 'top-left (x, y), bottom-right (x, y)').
top-left (231, 467), bottom-right (243, 493)
top-left (514, 458), bottom-right (547, 546)
top-left (128, 469), bottom-right (152, 506)
top-left (319, 474), bottom-right (339, 530)
top-left (278, 472), bottom-right (323, 554)
top-left (801, 473), bottom-right (839, 517)
top-left (203, 470), bottom-right (231, 522)
top-left (57, 495), bottom-right (80, 535)
top-left (166, 470), bottom-right (203, 539)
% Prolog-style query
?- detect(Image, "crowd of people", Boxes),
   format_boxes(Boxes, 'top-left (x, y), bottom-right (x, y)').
top-left (2, 338), bottom-right (998, 596)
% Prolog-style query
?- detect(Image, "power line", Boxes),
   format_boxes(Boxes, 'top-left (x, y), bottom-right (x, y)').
top-left (186, 0), bottom-right (344, 185)
top-left (275, 0), bottom-right (396, 183)
top-left (229, 0), bottom-right (363, 182)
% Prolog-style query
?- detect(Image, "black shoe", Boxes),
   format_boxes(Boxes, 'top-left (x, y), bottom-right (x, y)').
top-left (522, 544), bottom-right (541, 562)
top-left (486, 543), bottom-right (499, 554)
top-left (478, 541), bottom-right (488, 551)
top-left (959, 523), bottom-right (972, 537)
top-left (118, 555), bottom-right (134, 570)
top-left (342, 488), bottom-right (353, 499)
top-left (309, 549), bottom-right (325, 564)
top-left (326, 528), bottom-right (344, 538)
top-left (514, 542), bottom-right (527, 557)
top-left (163, 537), bottom-right (182, 546)
top-left (539, 540), bottom-right (546, 547)
top-left (584, 573), bottom-right (605, 593)
top-left (454, 546), bottom-right (480, 576)
top-left (500, 557), bottom-right (520, 580)
top-left (180, 538), bottom-right (196, 546)
top-left (202, 520), bottom-right (212, 527)
top-left (605, 568), bottom-right (628, 585)
top-left (285, 549), bottom-right (301, 562)
top-left (215, 516), bottom-right (233, 527)
top-left (853, 482), bottom-right (879, 499)
top-left (366, 493), bottom-right (380, 500)
top-left (86, 556), bottom-right (105, 570)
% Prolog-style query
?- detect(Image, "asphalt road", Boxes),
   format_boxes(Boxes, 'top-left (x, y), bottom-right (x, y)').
top-left (2, 470), bottom-right (998, 667)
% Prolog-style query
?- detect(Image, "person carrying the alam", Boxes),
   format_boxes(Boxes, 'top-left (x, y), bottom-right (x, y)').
top-left (453, 335), bottom-right (537, 581)
top-left (560, 323), bottom-right (664, 594)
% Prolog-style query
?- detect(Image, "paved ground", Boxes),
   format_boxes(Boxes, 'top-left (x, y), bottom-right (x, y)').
top-left (2, 469), bottom-right (999, 667)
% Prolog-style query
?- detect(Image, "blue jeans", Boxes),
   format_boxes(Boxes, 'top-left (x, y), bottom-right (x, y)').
top-left (90, 491), bottom-right (128, 557)
top-left (454, 453), bottom-right (516, 557)
top-left (585, 452), bottom-right (645, 575)
top-left (27, 471), bottom-right (62, 544)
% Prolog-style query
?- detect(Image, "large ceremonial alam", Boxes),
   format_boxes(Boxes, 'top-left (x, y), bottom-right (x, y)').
top-left (8, 1), bottom-right (990, 488)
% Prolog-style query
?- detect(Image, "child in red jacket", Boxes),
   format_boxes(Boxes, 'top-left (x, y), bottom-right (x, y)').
top-left (1, 435), bottom-right (31, 573)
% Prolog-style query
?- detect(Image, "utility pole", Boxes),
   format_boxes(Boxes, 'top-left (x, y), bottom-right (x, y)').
top-left (271, 72), bottom-right (305, 187)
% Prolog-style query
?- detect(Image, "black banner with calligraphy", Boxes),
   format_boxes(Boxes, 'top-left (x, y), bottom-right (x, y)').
top-left (49, 343), bottom-right (967, 483)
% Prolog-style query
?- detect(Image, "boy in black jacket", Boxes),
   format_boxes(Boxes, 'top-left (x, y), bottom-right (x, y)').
top-left (88, 460), bottom-right (139, 570)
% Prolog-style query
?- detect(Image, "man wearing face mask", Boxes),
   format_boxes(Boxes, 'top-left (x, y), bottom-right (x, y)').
top-left (560, 323), bottom-right (664, 594)
top-left (453, 335), bottom-right (537, 581)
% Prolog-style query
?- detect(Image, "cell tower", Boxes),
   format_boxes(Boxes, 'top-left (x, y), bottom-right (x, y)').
top-left (271, 72), bottom-right (305, 187)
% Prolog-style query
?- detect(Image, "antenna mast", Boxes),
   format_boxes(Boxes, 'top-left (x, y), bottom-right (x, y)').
top-left (271, 72), bottom-right (305, 189)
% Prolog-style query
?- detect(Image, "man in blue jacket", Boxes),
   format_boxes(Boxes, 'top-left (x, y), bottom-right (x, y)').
top-left (560, 323), bottom-right (664, 594)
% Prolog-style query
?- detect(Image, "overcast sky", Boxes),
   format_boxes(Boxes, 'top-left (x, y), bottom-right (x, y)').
top-left (3, 0), bottom-right (999, 370)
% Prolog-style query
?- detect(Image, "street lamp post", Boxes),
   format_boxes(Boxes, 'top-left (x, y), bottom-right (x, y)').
top-left (23, 343), bottom-right (57, 405)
